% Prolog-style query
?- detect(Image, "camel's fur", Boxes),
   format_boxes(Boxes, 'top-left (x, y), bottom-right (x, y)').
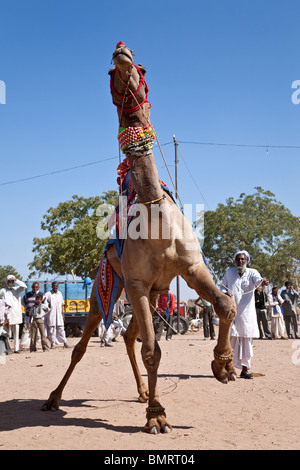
top-left (41, 43), bottom-right (237, 434)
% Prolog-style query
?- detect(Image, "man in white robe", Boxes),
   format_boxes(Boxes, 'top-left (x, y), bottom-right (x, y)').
top-left (44, 282), bottom-right (69, 348)
top-left (221, 250), bottom-right (269, 379)
top-left (267, 287), bottom-right (287, 339)
top-left (0, 275), bottom-right (27, 353)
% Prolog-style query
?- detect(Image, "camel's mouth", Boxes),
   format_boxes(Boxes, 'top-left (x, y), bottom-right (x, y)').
top-left (112, 47), bottom-right (133, 65)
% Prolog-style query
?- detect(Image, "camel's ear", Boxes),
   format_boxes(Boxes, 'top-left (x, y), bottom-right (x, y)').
top-left (137, 64), bottom-right (146, 76)
top-left (108, 67), bottom-right (115, 76)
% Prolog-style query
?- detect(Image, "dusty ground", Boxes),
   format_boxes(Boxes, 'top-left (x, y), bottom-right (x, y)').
top-left (0, 327), bottom-right (299, 452)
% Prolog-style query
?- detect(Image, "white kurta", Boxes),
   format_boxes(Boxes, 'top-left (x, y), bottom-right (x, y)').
top-left (267, 293), bottom-right (286, 339)
top-left (0, 280), bottom-right (27, 325)
top-left (44, 290), bottom-right (65, 327)
top-left (221, 267), bottom-right (262, 338)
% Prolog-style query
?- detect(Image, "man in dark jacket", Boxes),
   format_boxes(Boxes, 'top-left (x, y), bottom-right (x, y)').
top-left (281, 281), bottom-right (299, 339)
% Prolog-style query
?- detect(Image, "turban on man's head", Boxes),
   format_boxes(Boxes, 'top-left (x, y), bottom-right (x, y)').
top-left (233, 250), bottom-right (250, 263)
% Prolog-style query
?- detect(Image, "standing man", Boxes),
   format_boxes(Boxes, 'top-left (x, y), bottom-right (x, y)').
top-left (0, 275), bottom-right (27, 353)
top-left (21, 282), bottom-right (44, 348)
top-left (195, 297), bottom-right (216, 340)
top-left (255, 286), bottom-right (272, 339)
top-left (221, 250), bottom-right (269, 379)
top-left (44, 282), bottom-right (69, 348)
top-left (280, 281), bottom-right (299, 339)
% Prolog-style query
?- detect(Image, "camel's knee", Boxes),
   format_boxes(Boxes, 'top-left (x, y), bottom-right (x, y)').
top-left (141, 341), bottom-right (161, 373)
top-left (215, 294), bottom-right (236, 323)
top-left (71, 341), bottom-right (87, 363)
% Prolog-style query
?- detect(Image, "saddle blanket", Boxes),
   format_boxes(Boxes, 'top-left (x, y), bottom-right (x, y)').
top-left (95, 254), bottom-right (120, 330)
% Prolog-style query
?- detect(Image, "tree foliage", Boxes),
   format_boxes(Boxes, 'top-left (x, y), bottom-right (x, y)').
top-left (0, 265), bottom-right (22, 289)
top-left (28, 191), bottom-right (118, 279)
top-left (199, 187), bottom-right (300, 286)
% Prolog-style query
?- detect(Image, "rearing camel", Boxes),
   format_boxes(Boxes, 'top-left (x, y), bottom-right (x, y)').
top-left (42, 42), bottom-right (237, 434)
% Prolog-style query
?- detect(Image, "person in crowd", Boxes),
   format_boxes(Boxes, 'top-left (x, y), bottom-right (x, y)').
top-left (221, 250), bottom-right (269, 379)
top-left (29, 293), bottom-right (51, 352)
top-left (0, 298), bottom-right (12, 356)
top-left (267, 286), bottom-right (287, 339)
top-left (98, 299), bottom-right (125, 347)
top-left (44, 282), bottom-right (69, 348)
top-left (156, 292), bottom-right (176, 341)
top-left (195, 297), bottom-right (216, 340)
top-left (255, 286), bottom-right (272, 339)
top-left (0, 275), bottom-right (27, 353)
top-left (21, 282), bottom-right (44, 349)
top-left (280, 281), bottom-right (299, 339)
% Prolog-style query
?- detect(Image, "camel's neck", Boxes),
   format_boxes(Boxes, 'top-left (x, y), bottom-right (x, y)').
top-left (114, 64), bottom-right (163, 203)
top-left (128, 151), bottom-right (163, 204)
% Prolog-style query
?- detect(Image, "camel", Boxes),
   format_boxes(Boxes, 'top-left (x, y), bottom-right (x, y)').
top-left (41, 42), bottom-right (237, 434)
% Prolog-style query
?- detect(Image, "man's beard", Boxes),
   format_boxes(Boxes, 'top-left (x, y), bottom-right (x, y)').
top-left (236, 265), bottom-right (246, 275)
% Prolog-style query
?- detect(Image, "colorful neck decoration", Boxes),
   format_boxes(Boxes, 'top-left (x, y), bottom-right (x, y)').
top-left (117, 124), bottom-right (156, 156)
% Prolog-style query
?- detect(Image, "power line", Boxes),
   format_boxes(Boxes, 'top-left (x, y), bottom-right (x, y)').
top-left (0, 139), bottom-right (299, 187)
top-left (0, 156), bottom-right (119, 186)
top-left (177, 140), bottom-right (300, 149)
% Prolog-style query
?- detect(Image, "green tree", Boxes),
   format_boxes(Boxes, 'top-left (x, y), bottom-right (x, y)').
top-left (0, 265), bottom-right (22, 288)
top-left (199, 187), bottom-right (300, 286)
top-left (28, 191), bottom-right (118, 279)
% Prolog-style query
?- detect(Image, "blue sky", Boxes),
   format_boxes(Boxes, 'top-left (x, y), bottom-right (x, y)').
top-left (0, 0), bottom-right (299, 300)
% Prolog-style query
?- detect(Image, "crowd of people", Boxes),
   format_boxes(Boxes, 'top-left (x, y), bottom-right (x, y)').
top-left (0, 277), bottom-right (70, 356)
top-left (221, 250), bottom-right (299, 379)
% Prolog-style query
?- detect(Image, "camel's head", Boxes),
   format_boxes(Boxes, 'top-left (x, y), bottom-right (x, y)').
top-left (112, 41), bottom-right (134, 68)
top-left (109, 41), bottom-right (150, 126)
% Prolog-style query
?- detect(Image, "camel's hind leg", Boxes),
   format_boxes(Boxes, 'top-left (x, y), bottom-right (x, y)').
top-left (183, 263), bottom-right (237, 384)
top-left (41, 281), bottom-right (122, 411)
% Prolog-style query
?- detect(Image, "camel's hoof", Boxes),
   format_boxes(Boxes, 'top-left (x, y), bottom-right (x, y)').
top-left (138, 387), bottom-right (149, 403)
top-left (211, 360), bottom-right (233, 384)
top-left (41, 403), bottom-right (58, 412)
top-left (149, 426), bottom-right (159, 435)
top-left (138, 394), bottom-right (149, 403)
top-left (161, 425), bottom-right (172, 434)
top-left (144, 415), bottom-right (172, 434)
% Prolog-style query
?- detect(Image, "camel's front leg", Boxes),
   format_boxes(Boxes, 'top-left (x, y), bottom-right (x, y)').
top-left (183, 264), bottom-right (237, 384)
top-left (41, 283), bottom-right (104, 411)
top-left (210, 293), bottom-right (237, 383)
top-left (123, 313), bottom-right (149, 403)
top-left (126, 283), bottom-right (172, 434)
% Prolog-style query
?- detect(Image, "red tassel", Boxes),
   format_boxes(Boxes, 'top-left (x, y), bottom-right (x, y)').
top-left (116, 41), bottom-right (125, 48)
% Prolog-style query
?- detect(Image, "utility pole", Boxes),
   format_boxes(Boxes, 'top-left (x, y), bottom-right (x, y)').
top-left (173, 135), bottom-right (181, 334)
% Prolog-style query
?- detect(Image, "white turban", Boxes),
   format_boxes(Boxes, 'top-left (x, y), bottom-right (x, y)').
top-left (234, 250), bottom-right (250, 263)
top-left (6, 275), bottom-right (15, 289)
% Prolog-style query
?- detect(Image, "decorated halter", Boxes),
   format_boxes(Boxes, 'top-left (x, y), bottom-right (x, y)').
top-left (110, 64), bottom-right (150, 113)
